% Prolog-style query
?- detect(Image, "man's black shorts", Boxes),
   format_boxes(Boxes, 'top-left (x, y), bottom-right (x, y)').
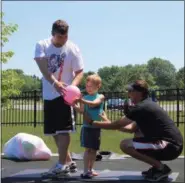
top-left (43, 96), bottom-right (75, 135)
top-left (132, 137), bottom-right (183, 161)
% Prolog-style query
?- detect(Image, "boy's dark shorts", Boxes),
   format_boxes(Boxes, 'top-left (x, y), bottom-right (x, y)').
top-left (80, 126), bottom-right (101, 150)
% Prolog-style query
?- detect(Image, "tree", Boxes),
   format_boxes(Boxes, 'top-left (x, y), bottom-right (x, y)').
top-left (1, 12), bottom-right (18, 63)
top-left (98, 66), bottom-right (121, 91)
top-left (97, 65), bottom-right (156, 92)
top-left (12, 69), bottom-right (24, 75)
top-left (5, 69), bottom-right (42, 92)
top-left (21, 74), bottom-right (42, 91)
top-left (147, 57), bottom-right (176, 89)
top-left (113, 64), bottom-right (156, 91)
top-left (2, 70), bottom-right (24, 105)
top-left (176, 67), bottom-right (185, 88)
top-left (1, 12), bottom-right (25, 107)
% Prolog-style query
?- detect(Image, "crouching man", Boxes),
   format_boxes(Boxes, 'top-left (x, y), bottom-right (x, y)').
top-left (84, 80), bottom-right (183, 182)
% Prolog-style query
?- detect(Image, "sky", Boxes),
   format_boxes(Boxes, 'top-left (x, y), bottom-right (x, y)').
top-left (2, 1), bottom-right (184, 78)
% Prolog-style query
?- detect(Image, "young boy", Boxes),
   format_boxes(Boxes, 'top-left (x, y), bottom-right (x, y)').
top-left (74, 74), bottom-right (106, 179)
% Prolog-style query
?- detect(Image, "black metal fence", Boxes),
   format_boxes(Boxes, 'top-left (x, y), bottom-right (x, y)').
top-left (1, 89), bottom-right (185, 127)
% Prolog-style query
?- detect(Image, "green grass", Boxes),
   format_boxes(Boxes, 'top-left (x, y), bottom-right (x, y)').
top-left (1, 109), bottom-right (184, 125)
top-left (1, 107), bottom-right (184, 155)
top-left (157, 101), bottom-right (184, 105)
top-left (1, 124), bottom-right (184, 155)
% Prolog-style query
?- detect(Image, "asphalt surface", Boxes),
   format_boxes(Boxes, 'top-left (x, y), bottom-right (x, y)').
top-left (1, 156), bottom-right (184, 183)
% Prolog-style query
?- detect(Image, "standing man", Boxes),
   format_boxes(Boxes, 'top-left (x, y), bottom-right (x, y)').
top-left (86, 80), bottom-right (183, 181)
top-left (34, 19), bottom-right (84, 177)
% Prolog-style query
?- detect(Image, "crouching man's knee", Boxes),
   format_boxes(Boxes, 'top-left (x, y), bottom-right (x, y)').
top-left (120, 139), bottom-right (133, 153)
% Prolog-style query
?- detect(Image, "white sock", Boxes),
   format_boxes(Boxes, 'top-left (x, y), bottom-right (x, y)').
top-left (67, 161), bottom-right (75, 165)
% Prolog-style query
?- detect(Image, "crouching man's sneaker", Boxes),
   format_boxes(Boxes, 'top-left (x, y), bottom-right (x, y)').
top-left (145, 164), bottom-right (172, 182)
top-left (142, 166), bottom-right (155, 176)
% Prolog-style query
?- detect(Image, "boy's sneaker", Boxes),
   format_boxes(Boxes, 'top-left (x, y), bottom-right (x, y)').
top-left (80, 171), bottom-right (93, 179)
top-left (145, 164), bottom-right (172, 182)
top-left (69, 161), bottom-right (78, 173)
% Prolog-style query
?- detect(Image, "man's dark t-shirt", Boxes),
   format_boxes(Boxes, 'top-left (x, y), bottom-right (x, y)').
top-left (126, 98), bottom-right (183, 146)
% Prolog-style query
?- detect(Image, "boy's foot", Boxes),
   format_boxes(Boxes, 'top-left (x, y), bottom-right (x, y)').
top-left (90, 169), bottom-right (99, 176)
top-left (80, 171), bottom-right (93, 179)
top-left (145, 164), bottom-right (172, 182)
top-left (69, 161), bottom-right (78, 173)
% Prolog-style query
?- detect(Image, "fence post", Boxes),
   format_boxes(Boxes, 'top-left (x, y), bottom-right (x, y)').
top-left (33, 90), bottom-right (37, 128)
top-left (176, 88), bottom-right (180, 127)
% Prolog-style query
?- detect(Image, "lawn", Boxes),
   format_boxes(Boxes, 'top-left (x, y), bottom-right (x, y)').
top-left (1, 108), bottom-right (184, 126)
top-left (1, 124), bottom-right (184, 155)
top-left (1, 105), bottom-right (184, 155)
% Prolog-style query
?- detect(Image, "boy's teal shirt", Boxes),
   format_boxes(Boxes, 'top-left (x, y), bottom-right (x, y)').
top-left (83, 93), bottom-right (104, 128)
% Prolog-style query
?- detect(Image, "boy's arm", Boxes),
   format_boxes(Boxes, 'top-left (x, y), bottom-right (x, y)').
top-left (92, 117), bottom-right (133, 130)
top-left (84, 112), bottom-right (133, 130)
top-left (80, 94), bottom-right (104, 107)
top-left (118, 122), bottom-right (137, 133)
top-left (73, 102), bottom-right (84, 114)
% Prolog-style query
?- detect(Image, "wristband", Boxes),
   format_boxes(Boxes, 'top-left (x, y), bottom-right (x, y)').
top-left (89, 120), bottom-right (94, 125)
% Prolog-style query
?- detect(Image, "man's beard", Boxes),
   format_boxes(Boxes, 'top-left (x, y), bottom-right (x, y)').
top-left (52, 38), bottom-right (66, 47)
top-left (53, 42), bottom-right (64, 47)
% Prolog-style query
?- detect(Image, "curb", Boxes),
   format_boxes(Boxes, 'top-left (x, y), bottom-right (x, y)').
top-left (1, 153), bottom-right (184, 159)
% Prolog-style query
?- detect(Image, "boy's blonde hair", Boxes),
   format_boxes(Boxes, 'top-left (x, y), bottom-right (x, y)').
top-left (86, 74), bottom-right (102, 88)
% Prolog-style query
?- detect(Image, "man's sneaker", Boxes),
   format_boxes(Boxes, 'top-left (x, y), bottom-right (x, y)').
top-left (52, 165), bottom-right (70, 178)
top-left (142, 166), bottom-right (155, 176)
top-left (41, 164), bottom-right (70, 178)
top-left (69, 161), bottom-right (78, 173)
top-left (41, 162), bottom-right (58, 178)
top-left (145, 164), bottom-right (172, 182)
top-left (80, 171), bottom-right (93, 179)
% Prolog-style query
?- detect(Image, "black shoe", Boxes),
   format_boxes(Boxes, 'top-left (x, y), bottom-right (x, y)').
top-left (69, 161), bottom-right (78, 173)
top-left (80, 172), bottom-right (93, 179)
top-left (142, 166), bottom-right (155, 176)
top-left (145, 164), bottom-right (172, 182)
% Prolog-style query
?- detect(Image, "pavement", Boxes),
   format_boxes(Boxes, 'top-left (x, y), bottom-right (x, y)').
top-left (1, 156), bottom-right (184, 183)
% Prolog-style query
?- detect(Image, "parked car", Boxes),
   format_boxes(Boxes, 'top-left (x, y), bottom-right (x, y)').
top-left (107, 98), bottom-right (125, 110)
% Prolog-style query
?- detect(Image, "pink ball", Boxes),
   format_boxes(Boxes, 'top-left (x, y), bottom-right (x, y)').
top-left (64, 85), bottom-right (81, 105)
